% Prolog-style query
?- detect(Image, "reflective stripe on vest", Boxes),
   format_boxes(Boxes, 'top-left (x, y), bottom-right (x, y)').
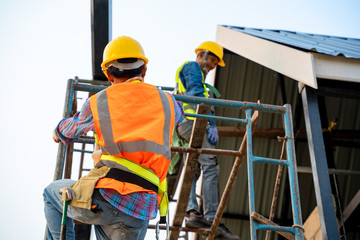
top-left (94, 83), bottom-right (173, 162)
top-left (175, 61), bottom-right (208, 120)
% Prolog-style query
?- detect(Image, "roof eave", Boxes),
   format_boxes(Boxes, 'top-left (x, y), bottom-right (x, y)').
top-left (216, 25), bottom-right (318, 89)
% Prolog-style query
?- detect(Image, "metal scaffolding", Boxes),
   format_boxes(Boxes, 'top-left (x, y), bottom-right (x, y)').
top-left (53, 78), bottom-right (305, 240)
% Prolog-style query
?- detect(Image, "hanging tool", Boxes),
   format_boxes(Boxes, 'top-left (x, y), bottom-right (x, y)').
top-left (59, 187), bottom-right (75, 240)
top-left (60, 199), bottom-right (69, 240)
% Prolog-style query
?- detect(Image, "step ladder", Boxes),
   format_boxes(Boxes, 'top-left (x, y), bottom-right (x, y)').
top-left (246, 105), bottom-right (304, 240)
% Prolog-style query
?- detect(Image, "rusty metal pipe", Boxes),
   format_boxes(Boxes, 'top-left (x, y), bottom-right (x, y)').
top-left (171, 146), bottom-right (243, 157)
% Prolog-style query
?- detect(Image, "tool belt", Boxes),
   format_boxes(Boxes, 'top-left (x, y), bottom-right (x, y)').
top-left (68, 166), bottom-right (159, 210)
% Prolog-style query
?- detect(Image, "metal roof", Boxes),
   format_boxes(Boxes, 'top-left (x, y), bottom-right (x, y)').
top-left (223, 25), bottom-right (360, 59)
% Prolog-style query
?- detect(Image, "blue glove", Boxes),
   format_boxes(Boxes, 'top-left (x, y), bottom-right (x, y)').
top-left (207, 126), bottom-right (219, 145)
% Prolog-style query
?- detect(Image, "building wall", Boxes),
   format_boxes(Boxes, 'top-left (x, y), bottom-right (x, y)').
top-left (211, 49), bottom-right (360, 239)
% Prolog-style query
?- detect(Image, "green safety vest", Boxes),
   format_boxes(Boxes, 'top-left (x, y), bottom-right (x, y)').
top-left (175, 61), bottom-right (208, 120)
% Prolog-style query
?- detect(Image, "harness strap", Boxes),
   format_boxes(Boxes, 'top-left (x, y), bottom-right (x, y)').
top-left (97, 154), bottom-right (169, 218)
top-left (106, 168), bottom-right (158, 193)
top-left (99, 154), bottom-right (160, 188)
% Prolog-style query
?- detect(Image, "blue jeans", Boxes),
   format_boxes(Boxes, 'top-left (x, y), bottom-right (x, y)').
top-left (43, 179), bottom-right (149, 240)
top-left (177, 119), bottom-right (220, 221)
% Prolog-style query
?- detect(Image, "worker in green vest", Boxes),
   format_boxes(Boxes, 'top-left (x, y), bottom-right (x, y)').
top-left (175, 41), bottom-right (240, 240)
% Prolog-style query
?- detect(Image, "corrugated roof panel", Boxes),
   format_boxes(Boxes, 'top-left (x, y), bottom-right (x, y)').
top-left (224, 25), bottom-right (360, 59)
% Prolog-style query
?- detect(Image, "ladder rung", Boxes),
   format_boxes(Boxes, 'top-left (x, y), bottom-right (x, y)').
top-left (253, 156), bottom-right (289, 166)
top-left (74, 149), bottom-right (93, 154)
top-left (251, 212), bottom-right (295, 240)
top-left (255, 223), bottom-right (294, 234)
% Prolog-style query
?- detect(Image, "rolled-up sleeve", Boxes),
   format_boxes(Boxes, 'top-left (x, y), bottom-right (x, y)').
top-left (167, 93), bottom-right (185, 126)
top-left (55, 98), bottom-right (95, 144)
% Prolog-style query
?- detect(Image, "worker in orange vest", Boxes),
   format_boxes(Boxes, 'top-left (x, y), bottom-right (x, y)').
top-left (44, 36), bottom-right (184, 239)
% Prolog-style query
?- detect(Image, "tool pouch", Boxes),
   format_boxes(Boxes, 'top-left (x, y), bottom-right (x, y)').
top-left (68, 166), bottom-right (110, 210)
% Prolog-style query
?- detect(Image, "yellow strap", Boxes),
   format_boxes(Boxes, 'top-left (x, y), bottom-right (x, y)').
top-left (99, 155), bottom-right (161, 189)
top-left (94, 133), bottom-right (98, 143)
top-left (99, 154), bottom-right (169, 216)
top-left (158, 177), bottom-right (169, 217)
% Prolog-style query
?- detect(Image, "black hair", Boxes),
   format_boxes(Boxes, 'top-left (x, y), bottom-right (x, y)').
top-left (107, 58), bottom-right (143, 78)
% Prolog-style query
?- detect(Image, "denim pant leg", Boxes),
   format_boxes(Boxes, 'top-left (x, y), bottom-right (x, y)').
top-left (43, 179), bottom-right (77, 240)
top-left (44, 180), bottom-right (149, 240)
top-left (187, 164), bottom-right (201, 213)
top-left (77, 191), bottom-right (149, 240)
top-left (177, 119), bottom-right (220, 221)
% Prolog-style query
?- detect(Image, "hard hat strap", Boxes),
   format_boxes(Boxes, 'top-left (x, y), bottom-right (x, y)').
top-left (202, 50), bottom-right (209, 76)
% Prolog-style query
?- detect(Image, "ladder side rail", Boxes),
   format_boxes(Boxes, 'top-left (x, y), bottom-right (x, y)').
top-left (283, 104), bottom-right (304, 239)
top-left (54, 79), bottom-right (76, 181)
top-left (246, 109), bottom-right (257, 239)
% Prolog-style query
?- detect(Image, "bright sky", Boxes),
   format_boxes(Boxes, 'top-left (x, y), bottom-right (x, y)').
top-left (0, 0), bottom-right (359, 239)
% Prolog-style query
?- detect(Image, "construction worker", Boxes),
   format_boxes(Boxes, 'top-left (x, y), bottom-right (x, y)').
top-left (175, 41), bottom-right (240, 240)
top-left (43, 36), bottom-right (184, 239)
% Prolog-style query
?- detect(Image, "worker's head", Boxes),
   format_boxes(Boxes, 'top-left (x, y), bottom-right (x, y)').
top-left (195, 41), bottom-right (225, 74)
top-left (101, 36), bottom-right (148, 83)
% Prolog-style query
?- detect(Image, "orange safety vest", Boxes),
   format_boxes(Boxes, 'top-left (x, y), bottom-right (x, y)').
top-left (89, 81), bottom-right (175, 199)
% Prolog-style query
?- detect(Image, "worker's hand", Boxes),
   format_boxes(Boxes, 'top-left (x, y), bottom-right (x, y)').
top-left (53, 130), bottom-right (60, 143)
top-left (92, 150), bottom-right (102, 162)
top-left (207, 126), bottom-right (219, 145)
top-left (59, 187), bottom-right (76, 201)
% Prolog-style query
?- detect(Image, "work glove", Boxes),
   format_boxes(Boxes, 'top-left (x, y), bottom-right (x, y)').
top-left (207, 126), bottom-right (219, 145)
top-left (59, 187), bottom-right (76, 201)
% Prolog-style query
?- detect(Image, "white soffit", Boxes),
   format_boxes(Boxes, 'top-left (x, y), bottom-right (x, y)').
top-left (216, 25), bottom-right (318, 89)
top-left (312, 53), bottom-right (360, 83)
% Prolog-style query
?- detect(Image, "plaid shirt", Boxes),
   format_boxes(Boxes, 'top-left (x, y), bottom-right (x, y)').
top-left (56, 92), bottom-right (184, 220)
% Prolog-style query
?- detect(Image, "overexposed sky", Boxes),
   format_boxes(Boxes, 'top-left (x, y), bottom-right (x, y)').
top-left (0, 0), bottom-right (359, 239)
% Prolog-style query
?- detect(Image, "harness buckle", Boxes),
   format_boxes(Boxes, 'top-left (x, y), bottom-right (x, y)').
top-left (155, 218), bottom-right (169, 240)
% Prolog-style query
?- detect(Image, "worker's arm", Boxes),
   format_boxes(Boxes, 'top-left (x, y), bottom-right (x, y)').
top-left (166, 93), bottom-right (185, 126)
top-left (180, 62), bottom-right (206, 98)
top-left (181, 62), bottom-right (216, 127)
top-left (54, 98), bottom-right (95, 144)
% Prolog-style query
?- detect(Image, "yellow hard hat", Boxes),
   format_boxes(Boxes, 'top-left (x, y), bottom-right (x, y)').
top-left (195, 41), bottom-right (225, 67)
top-left (101, 36), bottom-right (148, 77)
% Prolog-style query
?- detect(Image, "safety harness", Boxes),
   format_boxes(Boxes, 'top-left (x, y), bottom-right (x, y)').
top-left (98, 154), bottom-right (169, 223)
